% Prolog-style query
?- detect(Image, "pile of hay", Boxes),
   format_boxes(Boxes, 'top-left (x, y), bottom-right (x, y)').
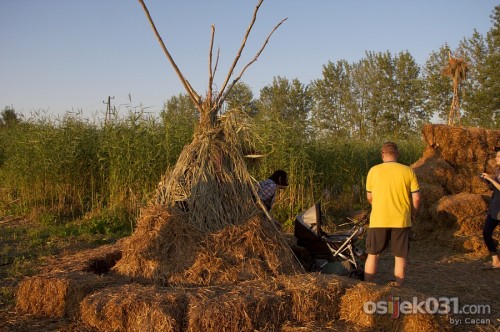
top-left (113, 205), bottom-right (303, 286)
top-left (412, 124), bottom-right (500, 253)
top-left (154, 111), bottom-right (261, 232)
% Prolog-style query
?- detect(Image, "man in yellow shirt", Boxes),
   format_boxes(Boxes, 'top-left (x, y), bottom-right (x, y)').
top-left (365, 142), bottom-right (421, 287)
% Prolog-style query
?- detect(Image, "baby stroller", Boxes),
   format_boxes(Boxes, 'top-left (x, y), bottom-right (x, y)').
top-left (294, 203), bottom-right (369, 280)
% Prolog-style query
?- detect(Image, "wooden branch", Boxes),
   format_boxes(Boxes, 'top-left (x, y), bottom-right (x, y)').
top-left (208, 25), bottom-right (215, 105)
top-left (216, 17), bottom-right (287, 109)
top-left (138, 0), bottom-right (201, 108)
top-left (217, 0), bottom-right (264, 101)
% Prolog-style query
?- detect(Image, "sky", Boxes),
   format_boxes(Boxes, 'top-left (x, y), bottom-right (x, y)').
top-left (0, 0), bottom-right (497, 120)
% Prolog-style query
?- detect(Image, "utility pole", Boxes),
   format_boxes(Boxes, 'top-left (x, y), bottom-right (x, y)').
top-left (103, 96), bottom-right (116, 124)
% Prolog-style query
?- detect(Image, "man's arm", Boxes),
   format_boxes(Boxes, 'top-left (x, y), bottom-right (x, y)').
top-left (411, 191), bottom-right (421, 221)
top-left (366, 191), bottom-right (373, 204)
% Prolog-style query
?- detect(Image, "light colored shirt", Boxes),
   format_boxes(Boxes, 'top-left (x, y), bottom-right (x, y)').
top-left (366, 162), bottom-right (420, 228)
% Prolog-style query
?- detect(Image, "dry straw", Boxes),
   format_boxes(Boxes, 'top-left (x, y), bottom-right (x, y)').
top-left (16, 244), bottom-right (124, 318)
top-left (113, 205), bottom-right (303, 286)
top-left (153, 111), bottom-right (262, 232)
top-left (81, 284), bottom-right (189, 332)
top-left (340, 283), bottom-right (451, 331)
top-left (412, 124), bottom-right (500, 252)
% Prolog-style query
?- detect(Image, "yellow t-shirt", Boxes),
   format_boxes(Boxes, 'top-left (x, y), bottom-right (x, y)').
top-left (366, 162), bottom-right (420, 228)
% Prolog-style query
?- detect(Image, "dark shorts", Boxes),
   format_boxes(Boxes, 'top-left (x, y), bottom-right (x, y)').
top-left (366, 227), bottom-right (411, 258)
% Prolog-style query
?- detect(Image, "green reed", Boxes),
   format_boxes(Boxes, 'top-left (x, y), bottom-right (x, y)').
top-left (0, 110), bottom-right (424, 228)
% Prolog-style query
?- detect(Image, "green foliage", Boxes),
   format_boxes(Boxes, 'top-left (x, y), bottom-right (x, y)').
top-left (161, 93), bottom-right (198, 165)
top-left (225, 81), bottom-right (257, 116)
top-left (0, 106), bottom-right (21, 127)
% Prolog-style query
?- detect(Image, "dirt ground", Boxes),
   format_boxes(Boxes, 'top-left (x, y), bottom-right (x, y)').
top-left (0, 223), bottom-right (498, 332)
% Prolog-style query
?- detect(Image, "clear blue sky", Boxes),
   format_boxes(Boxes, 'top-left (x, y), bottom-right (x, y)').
top-left (0, 0), bottom-right (497, 120)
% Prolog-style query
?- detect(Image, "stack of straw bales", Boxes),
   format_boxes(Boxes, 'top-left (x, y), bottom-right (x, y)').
top-left (411, 124), bottom-right (500, 253)
top-left (16, 244), bottom-right (124, 318)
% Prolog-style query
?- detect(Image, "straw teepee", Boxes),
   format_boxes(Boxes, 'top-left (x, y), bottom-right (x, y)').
top-left (138, 0), bottom-right (286, 232)
top-left (441, 51), bottom-right (469, 126)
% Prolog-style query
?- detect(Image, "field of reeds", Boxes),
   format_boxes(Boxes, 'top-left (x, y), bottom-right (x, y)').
top-left (0, 111), bottom-right (424, 230)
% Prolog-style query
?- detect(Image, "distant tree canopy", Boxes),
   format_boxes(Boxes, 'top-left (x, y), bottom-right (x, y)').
top-left (0, 106), bottom-right (21, 127)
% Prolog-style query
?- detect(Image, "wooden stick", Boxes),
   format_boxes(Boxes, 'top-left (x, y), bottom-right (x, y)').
top-left (138, 0), bottom-right (201, 109)
top-left (217, 17), bottom-right (287, 108)
top-left (217, 0), bottom-right (264, 100)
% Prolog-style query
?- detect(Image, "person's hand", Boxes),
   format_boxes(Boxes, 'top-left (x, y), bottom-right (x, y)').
top-left (481, 173), bottom-right (492, 182)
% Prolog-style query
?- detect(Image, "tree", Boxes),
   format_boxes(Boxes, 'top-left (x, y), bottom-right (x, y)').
top-left (458, 6), bottom-right (500, 128)
top-left (160, 94), bottom-right (199, 165)
top-left (224, 81), bottom-right (257, 117)
top-left (423, 45), bottom-right (454, 123)
top-left (310, 60), bottom-right (356, 140)
top-left (257, 76), bottom-right (311, 136)
top-left (0, 106), bottom-right (21, 127)
top-left (390, 51), bottom-right (426, 138)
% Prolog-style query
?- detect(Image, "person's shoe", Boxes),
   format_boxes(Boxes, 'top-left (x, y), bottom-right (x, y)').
top-left (481, 265), bottom-right (500, 270)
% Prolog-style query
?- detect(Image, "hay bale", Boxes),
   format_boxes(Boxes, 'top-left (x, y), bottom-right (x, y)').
top-left (432, 193), bottom-right (487, 236)
top-left (41, 243), bottom-right (122, 274)
top-left (339, 283), bottom-right (450, 331)
top-left (412, 156), bottom-right (455, 190)
top-left (450, 235), bottom-right (494, 255)
top-left (275, 273), bottom-right (357, 325)
top-left (421, 124), bottom-right (499, 166)
top-left (16, 244), bottom-right (124, 318)
top-left (80, 284), bottom-right (188, 332)
top-left (16, 272), bottom-right (120, 318)
top-left (186, 281), bottom-right (288, 332)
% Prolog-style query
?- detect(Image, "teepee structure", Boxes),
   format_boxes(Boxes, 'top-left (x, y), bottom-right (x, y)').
top-left (138, 0), bottom-right (286, 232)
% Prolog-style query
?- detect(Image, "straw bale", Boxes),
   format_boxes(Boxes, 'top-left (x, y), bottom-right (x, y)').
top-left (412, 155), bottom-right (455, 189)
top-left (16, 243), bottom-right (125, 318)
top-left (80, 284), bottom-right (188, 332)
top-left (412, 155), bottom-right (490, 195)
top-left (186, 281), bottom-right (288, 332)
top-left (16, 271), bottom-right (121, 318)
top-left (421, 124), bottom-right (499, 166)
top-left (339, 283), bottom-right (450, 331)
top-left (460, 235), bottom-right (491, 255)
top-left (274, 273), bottom-right (357, 325)
top-left (414, 182), bottom-right (445, 224)
top-left (433, 193), bottom-right (487, 236)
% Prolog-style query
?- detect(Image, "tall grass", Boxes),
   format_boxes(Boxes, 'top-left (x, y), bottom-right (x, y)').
top-left (0, 112), bottom-right (171, 229)
top-left (0, 110), bottom-right (425, 228)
